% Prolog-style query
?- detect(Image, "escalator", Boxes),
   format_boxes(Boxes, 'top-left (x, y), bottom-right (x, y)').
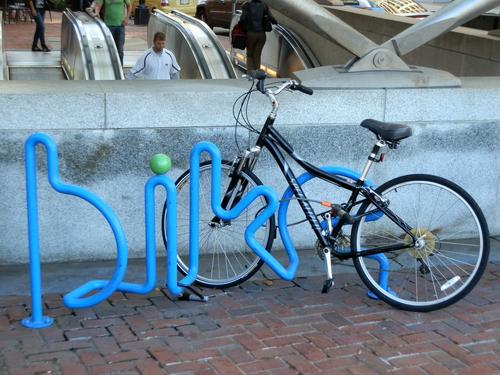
top-left (106, 7), bottom-right (316, 80)
top-left (1, 7), bottom-right (313, 81)
top-left (1, 10), bottom-right (123, 80)
top-left (1, 7), bottom-right (316, 81)
top-left (229, 13), bottom-right (319, 78)
top-left (145, 9), bottom-right (237, 79)
top-left (0, 12), bottom-right (6, 80)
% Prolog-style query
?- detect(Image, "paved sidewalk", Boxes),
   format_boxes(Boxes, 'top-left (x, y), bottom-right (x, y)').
top-left (1, 261), bottom-right (499, 375)
top-left (2, 11), bottom-right (229, 52)
top-left (2, 11), bottom-right (148, 51)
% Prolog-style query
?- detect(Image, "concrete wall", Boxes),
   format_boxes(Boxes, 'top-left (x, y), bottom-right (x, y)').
top-left (315, 6), bottom-right (500, 77)
top-left (0, 79), bottom-right (499, 265)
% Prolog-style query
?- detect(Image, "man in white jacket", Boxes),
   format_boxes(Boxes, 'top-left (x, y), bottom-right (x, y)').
top-left (127, 32), bottom-right (181, 80)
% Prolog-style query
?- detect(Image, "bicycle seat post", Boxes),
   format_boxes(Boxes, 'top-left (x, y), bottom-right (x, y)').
top-left (359, 139), bottom-right (386, 182)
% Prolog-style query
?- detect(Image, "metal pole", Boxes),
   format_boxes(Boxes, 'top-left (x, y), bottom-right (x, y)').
top-left (262, 0), bottom-right (377, 59)
top-left (384, 0), bottom-right (500, 56)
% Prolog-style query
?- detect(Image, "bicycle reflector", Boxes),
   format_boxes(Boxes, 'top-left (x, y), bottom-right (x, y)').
top-left (441, 276), bottom-right (461, 292)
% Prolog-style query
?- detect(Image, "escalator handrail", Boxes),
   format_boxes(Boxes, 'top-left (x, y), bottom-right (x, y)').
top-left (274, 24), bottom-right (319, 69)
top-left (90, 11), bottom-right (124, 80)
top-left (171, 10), bottom-right (236, 79)
top-left (63, 9), bottom-right (95, 79)
top-left (0, 11), bottom-right (7, 80)
top-left (152, 10), bottom-right (213, 79)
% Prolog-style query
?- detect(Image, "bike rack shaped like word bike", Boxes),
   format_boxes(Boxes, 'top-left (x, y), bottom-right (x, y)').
top-left (21, 133), bottom-right (299, 329)
top-left (22, 133), bottom-right (393, 328)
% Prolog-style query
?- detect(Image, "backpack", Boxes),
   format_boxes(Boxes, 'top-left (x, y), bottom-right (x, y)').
top-left (231, 23), bottom-right (247, 50)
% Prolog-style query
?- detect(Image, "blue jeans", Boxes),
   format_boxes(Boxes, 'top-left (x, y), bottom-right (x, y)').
top-left (108, 25), bottom-right (125, 66)
top-left (32, 8), bottom-right (47, 49)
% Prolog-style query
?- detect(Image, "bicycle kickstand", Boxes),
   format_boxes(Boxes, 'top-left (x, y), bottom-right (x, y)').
top-left (321, 247), bottom-right (334, 294)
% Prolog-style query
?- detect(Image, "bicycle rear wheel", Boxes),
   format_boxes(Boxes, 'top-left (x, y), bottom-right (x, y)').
top-left (351, 174), bottom-right (489, 312)
top-left (162, 160), bottom-right (276, 289)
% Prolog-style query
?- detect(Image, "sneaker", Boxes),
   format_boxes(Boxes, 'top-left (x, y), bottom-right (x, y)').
top-left (42, 47), bottom-right (51, 52)
top-left (32, 46), bottom-right (42, 52)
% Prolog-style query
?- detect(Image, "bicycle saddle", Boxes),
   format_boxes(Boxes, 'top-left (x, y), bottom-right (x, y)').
top-left (361, 119), bottom-right (412, 142)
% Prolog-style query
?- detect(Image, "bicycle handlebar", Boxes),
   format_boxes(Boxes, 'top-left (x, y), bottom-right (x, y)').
top-left (248, 72), bottom-right (314, 96)
top-left (291, 83), bottom-right (314, 95)
top-left (245, 73), bottom-right (314, 119)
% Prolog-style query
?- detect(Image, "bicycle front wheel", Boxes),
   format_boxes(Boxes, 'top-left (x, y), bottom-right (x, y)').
top-left (162, 161), bottom-right (276, 289)
top-left (351, 174), bottom-right (489, 312)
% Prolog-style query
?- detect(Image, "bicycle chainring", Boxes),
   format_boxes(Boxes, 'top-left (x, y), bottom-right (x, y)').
top-left (316, 233), bottom-right (351, 262)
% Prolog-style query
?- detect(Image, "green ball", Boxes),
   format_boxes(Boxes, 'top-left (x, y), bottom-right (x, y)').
top-left (149, 154), bottom-right (172, 175)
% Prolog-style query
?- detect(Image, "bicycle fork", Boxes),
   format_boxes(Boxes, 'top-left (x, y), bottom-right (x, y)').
top-left (214, 146), bottom-right (263, 223)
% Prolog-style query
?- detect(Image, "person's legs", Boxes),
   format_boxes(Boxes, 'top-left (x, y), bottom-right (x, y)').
top-left (32, 10), bottom-right (43, 49)
top-left (109, 26), bottom-right (125, 66)
top-left (253, 32), bottom-right (266, 72)
top-left (246, 31), bottom-right (259, 73)
top-left (38, 9), bottom-right (48, 49)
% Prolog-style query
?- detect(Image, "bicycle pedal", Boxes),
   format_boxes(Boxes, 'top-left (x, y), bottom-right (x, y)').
top-left (321, 278), bottom-right (334, 294)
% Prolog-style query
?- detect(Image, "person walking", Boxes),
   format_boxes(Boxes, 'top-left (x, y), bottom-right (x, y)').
top-left (28, 0), bottom-right (51, 52)
top-left (239, 0), bottom-right (277, 74)
top-left (127, 32), bottom-right (181, 80)
top-left (94, 0), bottom-right (131, 65)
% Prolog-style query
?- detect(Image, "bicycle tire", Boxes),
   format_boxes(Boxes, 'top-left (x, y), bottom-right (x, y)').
top-left (351, 174), bottom-right (490, 312)
top-left (161, 160), bottom-right (276, 289)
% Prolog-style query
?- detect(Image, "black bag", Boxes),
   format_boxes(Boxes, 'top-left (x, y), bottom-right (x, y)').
top-left (231, 23), bottom-right (247, 50)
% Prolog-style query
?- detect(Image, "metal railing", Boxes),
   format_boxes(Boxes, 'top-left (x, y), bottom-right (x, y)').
top-left (0, 11), bottom-right (6, 80)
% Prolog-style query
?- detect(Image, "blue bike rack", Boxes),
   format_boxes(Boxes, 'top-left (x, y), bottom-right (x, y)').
top-left (22, 134), bottom-right (393, 329)
top-left (23, 134), bottom-right (128, 328)
top-left (22, 133), bottom-right (184, 329)
top-left (22, 135), bottom-right (299, 329)
top-left (181, 142), bottom-right (299, 285)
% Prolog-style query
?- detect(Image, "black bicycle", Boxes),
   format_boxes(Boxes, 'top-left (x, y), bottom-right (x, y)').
top-left (163, 73), bottom-right (490, 312)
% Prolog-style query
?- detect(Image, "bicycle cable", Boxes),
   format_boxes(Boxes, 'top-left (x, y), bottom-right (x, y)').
top-left (232, 80), bottom-right (289, 152)
top-left (233, 83), bottom-right (255, 152)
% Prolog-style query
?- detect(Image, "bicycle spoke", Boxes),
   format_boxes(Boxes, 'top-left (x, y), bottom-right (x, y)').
top-left (220, 228), bottom-right (255, 264)
top-left (433, 252), bottom-right (474, 270)
top-left (426, 187), bottom-right (442, 234)
top-left (170, 163), bottom-right (273, 287)
top-left (422, 256), bottom-right (440, 299)
top-left (439, 241), bottom-right (480, 248)
top-left (439, 248), bottom-right (480, 256)
top-left (354, 177), bottom-right (487, 310)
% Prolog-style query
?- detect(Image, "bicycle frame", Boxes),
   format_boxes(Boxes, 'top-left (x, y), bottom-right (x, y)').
top-left (227, 114), bottom-right (418, 260)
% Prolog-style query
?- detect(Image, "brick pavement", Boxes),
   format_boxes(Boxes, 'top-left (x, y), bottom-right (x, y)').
top-left (1, 11), bottom-right (231, 52)
top-left (2, 11), bottom-right (148, 50)
top-left (0, 261), bottom-right (499, 374)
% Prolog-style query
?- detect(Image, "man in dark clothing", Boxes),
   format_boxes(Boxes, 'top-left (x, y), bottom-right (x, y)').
top-left (239, 0), bottom-right (277, 74)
